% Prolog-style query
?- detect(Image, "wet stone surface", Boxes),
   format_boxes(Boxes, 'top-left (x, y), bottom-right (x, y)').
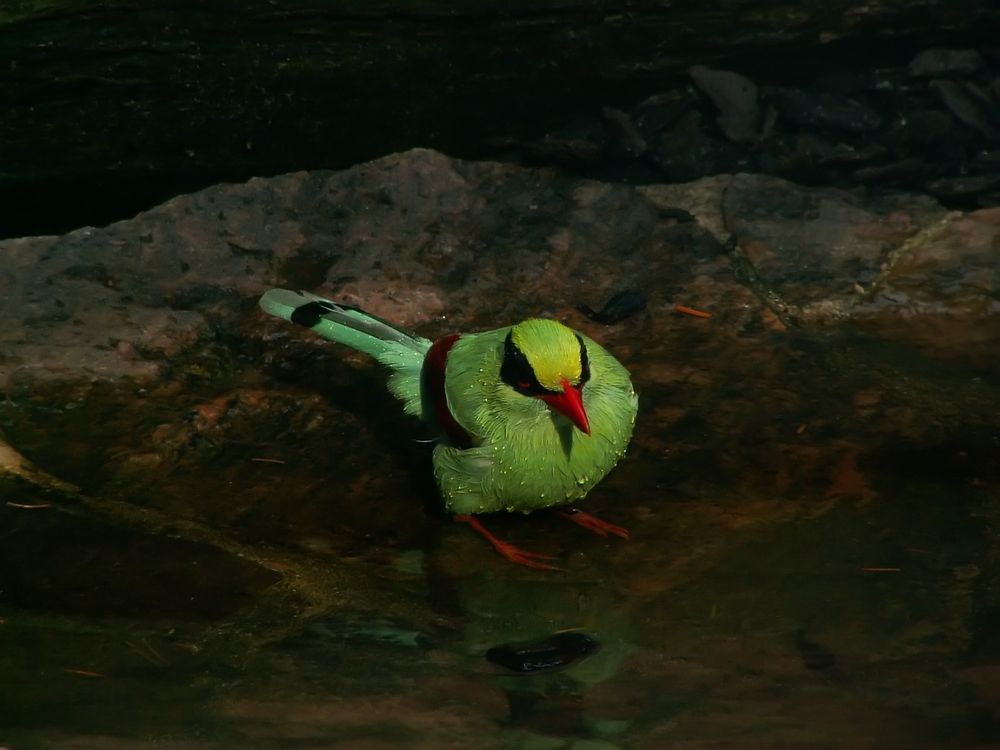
top-left (505, 45), bottom-right (1000, 212)
top-left (0, 149), bottom-right (999, 748)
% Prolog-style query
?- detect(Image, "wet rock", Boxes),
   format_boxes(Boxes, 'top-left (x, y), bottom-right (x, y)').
top-left (305, 618), bottom-right (427, 648)
top-left (2, 149), bottom-right (1000, 747)
top-left (929, 80), bottom-right (1000, 140)
top-left (970, 149), bottom-right (1000, 171)
top-left (570, 740), bottom-right (620, 750)
top-left (517, 114), bottom-right (608, 170)
top-left (891, 109), bottom-right (970, 168)
top-left (0, 433), bottom-right (80, 500)
top-left (647, 110), bottom-right (749, 181)
top-left (1, 509), bottom-right (278, 619)
top-left (601, 107), bottom-right (647, 159)
top-left (487, 54), bottom-right (1000, 208)
top-left (688, 65), bottom-right (762, 144)
top-left (818, 66), bottom-right (910, 97)
top-left (794, 133), bottom-right (886, 166)
top-left (632, 90), bottom-right (697, 141)
top-left (721, 172), bottom-right (948, 317)
top-left (853, 157), bottom-right (930, 185)
top-left (766, 87), bottom-right (884, 134)
top-left (0, 150), bottom-right (759, 591)
top-left (794, 629), bottom-right (836, 671)
top-left (909, 49), bottom-right (985, 78)
top-left (924, 172), bottom-right (1000, 199)
top-left (852, 206), bottom-right (1000, 367)
top-left (976, 191), bottom-right (1000, 207)
top-left (522, 135), bottom-right (606, 170)
top-left (3, 152), bottom-right (994, 430)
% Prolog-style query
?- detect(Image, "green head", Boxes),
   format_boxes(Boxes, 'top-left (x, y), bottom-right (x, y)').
top-left (500, 319), bottom-right (591, 435)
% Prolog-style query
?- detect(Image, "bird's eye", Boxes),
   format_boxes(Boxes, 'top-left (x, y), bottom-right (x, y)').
top-left (501, 331), bottom-right (550, 396)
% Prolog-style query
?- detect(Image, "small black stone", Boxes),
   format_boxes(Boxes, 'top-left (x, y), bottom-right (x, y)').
top-left (578, 289), bottom-right (647, 325)
top-left (289, 300), bottom-right (335, 328)
top-left (795, 629), bottom-right (836, 671)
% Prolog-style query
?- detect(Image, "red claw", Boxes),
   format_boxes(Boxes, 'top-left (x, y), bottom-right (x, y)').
top-left (455, 514), bottom-right (561, 571)
top-left (560, 509), bottom-right (630, 540)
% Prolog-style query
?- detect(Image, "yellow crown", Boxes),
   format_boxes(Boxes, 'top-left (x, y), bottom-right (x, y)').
top-left (510, 319), bottom-right (582, 390)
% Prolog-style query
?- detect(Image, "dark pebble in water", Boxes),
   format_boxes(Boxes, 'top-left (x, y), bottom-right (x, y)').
top-left (795, 629), bottom-right (836, 671)
top-left (486, 632), bottom-right (600, 673)
top-left (578, 289), bottom-right (647, 325)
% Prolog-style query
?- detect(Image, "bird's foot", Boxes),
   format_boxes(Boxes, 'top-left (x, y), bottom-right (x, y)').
top-left (492, 541), bottom-right (561, 571)
top-left (455, 514), bottom-right (561, 571)
top-left (560, 509), bottom-right (630, 540)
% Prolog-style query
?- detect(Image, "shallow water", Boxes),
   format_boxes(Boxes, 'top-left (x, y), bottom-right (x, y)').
top-left (1, 319), bottom-right (999, 749)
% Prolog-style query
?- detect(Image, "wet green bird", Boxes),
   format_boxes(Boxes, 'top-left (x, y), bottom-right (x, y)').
top-left (259, 289), bottom-right (638, 568)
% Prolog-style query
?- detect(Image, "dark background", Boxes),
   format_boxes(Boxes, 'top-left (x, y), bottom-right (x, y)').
top-left (3, 0), bottom-right (999, 238)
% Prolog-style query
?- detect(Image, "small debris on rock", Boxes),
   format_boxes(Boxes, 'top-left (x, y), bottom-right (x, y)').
top-left (578, 290), bottom-right (647, 325)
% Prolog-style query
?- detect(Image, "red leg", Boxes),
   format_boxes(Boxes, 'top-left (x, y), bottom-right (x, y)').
top-left (455, 514), bottom-right (561, 571)
top-left (560, 509), bottom-right (630, 540)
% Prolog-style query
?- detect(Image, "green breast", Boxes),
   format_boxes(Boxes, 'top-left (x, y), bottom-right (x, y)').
top-left (433, 329), bottom-right (637, 515)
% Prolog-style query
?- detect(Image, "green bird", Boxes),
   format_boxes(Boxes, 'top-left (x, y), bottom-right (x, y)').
top-left (259, 288), bottom-right (638, 569)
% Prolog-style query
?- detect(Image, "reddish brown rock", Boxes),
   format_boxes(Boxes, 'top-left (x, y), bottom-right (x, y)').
top-left (851, 206), bottom-right (1000, 367)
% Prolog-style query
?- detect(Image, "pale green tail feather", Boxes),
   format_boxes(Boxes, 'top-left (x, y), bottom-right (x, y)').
top-left (258, 288), bottom-right (431, 416)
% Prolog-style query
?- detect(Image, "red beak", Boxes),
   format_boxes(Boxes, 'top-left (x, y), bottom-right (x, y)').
top-left (540, 377), bottom-right (591, 435)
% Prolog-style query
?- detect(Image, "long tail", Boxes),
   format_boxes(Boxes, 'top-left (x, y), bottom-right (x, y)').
top-left (259, 288), bottom-right (431, 416)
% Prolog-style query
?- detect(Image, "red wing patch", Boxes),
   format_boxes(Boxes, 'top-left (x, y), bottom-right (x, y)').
top-left (423, 334), bottom-right (473, 449)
